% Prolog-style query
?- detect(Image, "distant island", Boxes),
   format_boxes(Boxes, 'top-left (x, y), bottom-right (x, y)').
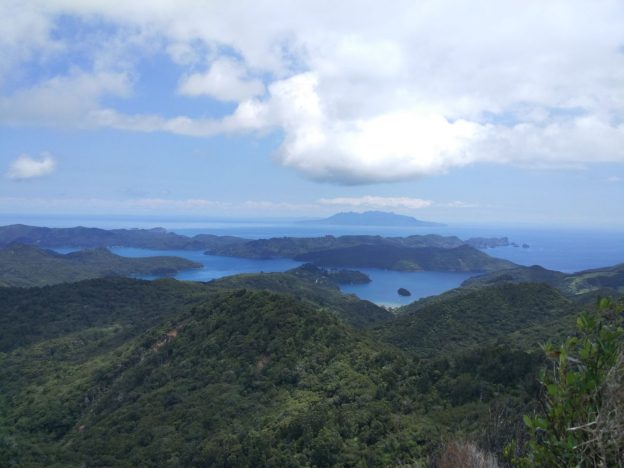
top-left (299, 211), bottom-right (445, 227)
top-left (0, 244), bottom-right (201, 287)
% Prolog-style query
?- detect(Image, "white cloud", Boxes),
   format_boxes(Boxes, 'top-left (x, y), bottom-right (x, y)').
top-left (7, 153), bottom-right (56, 180)
top-left (319, 196), bottom-right (432, 210)
top-left (0, 71), bottom-right (130, 126)
top-left (443, 201), bottom-right (479, 209)
top-left (2, 1), bottom-right (624, 183)
top-left (0, 195), bottom-right (316, 215)
top-left (178, 57), bottom-right (264, 102)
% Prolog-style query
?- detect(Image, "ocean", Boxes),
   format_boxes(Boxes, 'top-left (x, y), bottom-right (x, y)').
top-left (7, 215), bottom-right (624, 307)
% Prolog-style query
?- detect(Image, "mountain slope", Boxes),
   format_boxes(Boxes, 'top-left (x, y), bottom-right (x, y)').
top-left (0, 290), bottom-right (439, 466)
top-left (206, 263), bottom-right (392, 327)
top-left (0, 244), bottom-right (201, 287)
top-left (0, 277), bottom-right (210, 352)
top-left (373, 283), bottom-right (580, 356)
top-left (0, 278), bottom-right (584, 466)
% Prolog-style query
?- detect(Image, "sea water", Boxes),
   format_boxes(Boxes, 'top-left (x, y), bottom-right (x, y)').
top-left (12, 215), bottom-right (624, 306)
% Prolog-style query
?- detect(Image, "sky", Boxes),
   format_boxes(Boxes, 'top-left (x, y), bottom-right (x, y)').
top-left (1, 0), bottom-right (623, 227)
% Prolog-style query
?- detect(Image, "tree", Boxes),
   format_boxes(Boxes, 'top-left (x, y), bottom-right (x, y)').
top-left (509, 298), bottom-right (624, 467)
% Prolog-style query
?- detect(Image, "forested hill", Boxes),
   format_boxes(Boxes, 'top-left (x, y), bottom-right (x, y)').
top-left (295, 244), bottom-right (517, 272)
top-left (462, 263), bottom-right (624, 299)
top-left (207, 263), bottom-right (392, 327)
top-left (0, 244), bottom-right (201, 287)
top-left (1, 267), bottom-right (618, 465)
top-left (373, 282), bottom-right (580, 356)
top-left (0, 280), bottom-right (560, 466)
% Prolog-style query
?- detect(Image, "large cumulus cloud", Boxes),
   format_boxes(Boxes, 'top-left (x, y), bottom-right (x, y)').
top-left (1, 0), bottom-right (624, 183)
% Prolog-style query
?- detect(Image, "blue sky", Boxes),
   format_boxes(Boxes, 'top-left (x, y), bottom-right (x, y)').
top-left (1, 1), bottom-right (623, 226)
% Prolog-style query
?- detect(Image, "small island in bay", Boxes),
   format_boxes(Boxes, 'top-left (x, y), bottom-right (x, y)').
top-left (397, 287), bottom-right (412, 296)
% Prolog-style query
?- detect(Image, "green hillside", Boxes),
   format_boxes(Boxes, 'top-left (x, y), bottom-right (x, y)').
top-left (0, 244), bottom-right (201, 287)
top-left (463, 263), bottom-right (624, 299)
top-left (207, 263), bottom-right (392, 327)
top-left (0, 289), bottom-right (433, 466)
top-left (0, 278), bottom-right (562, 466)
top-left (374, 283), bottom-right (580, 356)
top-left (0, 277), bottom-right (210, 353)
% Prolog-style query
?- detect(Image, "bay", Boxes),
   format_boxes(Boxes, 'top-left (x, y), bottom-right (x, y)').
top-left (15, 215), bottom-right (624, 305)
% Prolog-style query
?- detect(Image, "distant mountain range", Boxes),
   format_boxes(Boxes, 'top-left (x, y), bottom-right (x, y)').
top-left (300, 211), bottom-right (445, 227)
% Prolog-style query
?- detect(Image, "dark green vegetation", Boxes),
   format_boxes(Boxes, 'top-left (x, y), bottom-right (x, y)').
top-left (325, 268), bottom-right (371, 284)
top-left (2, 236), bottom-right (620, 466)
top-left (206, 263), bottom-right (391, 328)
top-left (299, 210), bottom-right (445, 227)
top-left (0, 244), bottom-right (201, 287)
top-left (0, 224), bottom-right (246, 250)
top-left (511, 298), bottom-right (624, 466)
top-left (1, 275), bottom-right (574, 467)
top-left (0, 277), bottom-right (209, 353)
top-left (464, 263), bottom-right (624, 299)
top-left (373, 283), bottom-right (581, 357)
top-left (296, 244), bottom-right (517, 272)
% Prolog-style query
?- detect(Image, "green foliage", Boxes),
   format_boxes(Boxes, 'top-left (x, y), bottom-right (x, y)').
top-left (462, 263), bottom-right (624, 300)
top-left (510, 298), bottom-right (624, 467)
top-left (0, 277), bottom-right (210, 352)
top-left (374, 283), bottom-right (580, 357)
top-left (2, 272), bottom-right (604, 466)
top-left (0, 289), bottom-right (438, 466)
top-left (208, 265), bottom-right (392, 327)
